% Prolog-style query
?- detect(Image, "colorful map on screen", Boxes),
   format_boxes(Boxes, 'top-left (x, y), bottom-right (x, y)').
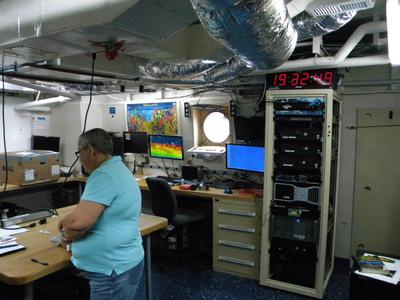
top-left (127, 102), bottom-right (178, 134)
top-left (149, 135), bottom-right (183, 160)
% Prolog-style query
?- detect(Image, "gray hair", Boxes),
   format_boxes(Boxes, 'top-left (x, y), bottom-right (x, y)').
top-left (78, 128), bottom-right (113, 155)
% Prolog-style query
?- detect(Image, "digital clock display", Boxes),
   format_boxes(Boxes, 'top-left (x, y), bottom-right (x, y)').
top-left (267, 69), bottom-right (337, 90)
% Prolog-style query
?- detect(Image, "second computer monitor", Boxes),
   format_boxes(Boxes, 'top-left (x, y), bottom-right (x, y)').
top-left (226, 143), bottom-right (265, 173)
top-left (149, 134), bottom-right (184, 160)
top-left (123, 131), bottom-right (148, 154)
top-left (32, 135), bottom-right (60, 152)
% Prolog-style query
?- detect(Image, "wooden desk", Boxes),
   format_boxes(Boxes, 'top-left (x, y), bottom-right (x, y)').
top-left (136, 177), bottom-right (258, 201)
top-left (137, 176), bottom-right (262, 280)
top-left (0, 205), bottom-right (167, 300)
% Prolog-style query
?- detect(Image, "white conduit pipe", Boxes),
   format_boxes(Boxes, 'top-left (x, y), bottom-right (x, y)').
top-left (15, 96), bottom-right (69, 110)
top-left (4, 76), bottom-right (78, 99)
top-left (271, 21), bottom-right (388, 72)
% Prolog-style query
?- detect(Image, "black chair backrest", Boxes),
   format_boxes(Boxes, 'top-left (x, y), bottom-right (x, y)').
top-left (145, 177), bottom-right (178, 221)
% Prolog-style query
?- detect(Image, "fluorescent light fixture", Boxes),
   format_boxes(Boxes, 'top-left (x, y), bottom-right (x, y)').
top-left (387, 0), bottom-right (400, 65)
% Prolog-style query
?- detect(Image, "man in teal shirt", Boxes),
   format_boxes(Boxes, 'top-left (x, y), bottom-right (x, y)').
top-left (58, 128), bottom-right (144, 300)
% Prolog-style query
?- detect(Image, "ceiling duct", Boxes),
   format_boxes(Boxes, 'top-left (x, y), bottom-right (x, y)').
top-left (189, 0), bottom-right (297, 71)
top-left (143, 56), bottom-right (254, 86)
top-left (140, 0), bottom-right (297, 85)
top-left (139, 61), bottom-right (217, 80)
top-left (293, 11), bottom-right (356, 41)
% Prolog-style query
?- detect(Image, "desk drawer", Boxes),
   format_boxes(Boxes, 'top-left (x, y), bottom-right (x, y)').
top-left (214, 227), bottom-right (259, 246)
top-left (213, 245), bottom-right (259, 279)
top-left (213, 197), bottom-right (261, 279)
top-left (214, 199), bottom-right (259, 228)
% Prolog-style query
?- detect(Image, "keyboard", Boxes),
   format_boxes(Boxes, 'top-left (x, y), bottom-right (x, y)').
top-left (155, 175), bottom-right (172, 181)
top-left (212, 181), bottom-right (238, 189)
top-left (155, 176), bottom-right (200, 185)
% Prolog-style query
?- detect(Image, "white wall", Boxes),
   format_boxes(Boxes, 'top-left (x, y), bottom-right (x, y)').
top-left (334, 65), bottom-right (400, 258)
top-left (335, 90), bottom-right (400, 258)
top-left (0, 96), bottom-right (33, 152)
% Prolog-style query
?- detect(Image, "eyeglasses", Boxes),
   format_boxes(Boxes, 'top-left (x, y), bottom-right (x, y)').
top-left (75, 145), bottom-right (89, 157)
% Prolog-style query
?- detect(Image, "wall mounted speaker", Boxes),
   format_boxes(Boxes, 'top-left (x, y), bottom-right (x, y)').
top-left (184, 102), bottom-right (191, 118)
top-left (230, 100), bottom-right (237, 117)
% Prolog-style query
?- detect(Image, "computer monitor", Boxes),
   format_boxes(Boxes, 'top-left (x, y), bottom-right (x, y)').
top-left (148, 134), bottom-right (184, 160)
top-left (123, 131), bottom-right (148, 154)
top-left (234, 116), bottom-right (265, 145)
top-left (226, 143), bottom-right (265, 173)
top-left (111, 136), bottom-right (124, 157)
top-left (32, 135), bottom-right (60, 152)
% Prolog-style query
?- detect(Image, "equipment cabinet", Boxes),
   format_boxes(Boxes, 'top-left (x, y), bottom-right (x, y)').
top-left (260, 89), bottom-right (341, 298)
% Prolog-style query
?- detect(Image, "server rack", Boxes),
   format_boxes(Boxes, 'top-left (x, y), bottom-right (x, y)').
top-left (260, 89), bottom-right (341, 299)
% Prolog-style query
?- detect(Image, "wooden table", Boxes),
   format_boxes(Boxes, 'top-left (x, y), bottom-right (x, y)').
top-left (0, 205), bottom-right (167, 300)
top-left (136, 177), bottom-right (258, 201)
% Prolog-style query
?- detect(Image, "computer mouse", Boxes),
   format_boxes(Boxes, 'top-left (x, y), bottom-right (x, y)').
top-left (224, 188), bottom-right (233, 194)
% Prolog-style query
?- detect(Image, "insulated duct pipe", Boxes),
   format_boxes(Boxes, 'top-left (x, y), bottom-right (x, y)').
top-left (140, 0), bottom-right (297, 85)
top-left (189, 0), bottom-right (297, 70)
top-left (14, 96), bottom-right (69, 110)
top-left (271, 21), bottom-right (387, 71)
top-left (293, 11), bottom-right (356, 41)
top-left (4, 76), bottom-right (78, 99)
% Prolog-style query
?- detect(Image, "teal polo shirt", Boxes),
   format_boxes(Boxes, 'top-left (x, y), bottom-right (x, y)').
top-left (71, 156), bottom-right (144, 275)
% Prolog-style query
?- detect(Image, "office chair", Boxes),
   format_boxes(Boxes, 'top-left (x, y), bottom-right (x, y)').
top-left (145, 177), bottom-right (206, 253)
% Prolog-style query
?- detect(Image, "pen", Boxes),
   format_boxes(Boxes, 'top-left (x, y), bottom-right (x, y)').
top-left (31, 258), bottom-right (49, 266)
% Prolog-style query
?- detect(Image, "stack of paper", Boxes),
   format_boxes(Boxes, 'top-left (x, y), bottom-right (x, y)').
top-left (0, 236), bottom-right (25, 255)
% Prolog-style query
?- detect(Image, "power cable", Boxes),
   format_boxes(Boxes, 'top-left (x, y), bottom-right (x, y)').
top-left (49, 53), bottom-right (97, 209)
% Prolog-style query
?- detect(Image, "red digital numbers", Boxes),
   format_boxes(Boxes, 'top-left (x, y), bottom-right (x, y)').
top-left (290, 73), bottom-right (299, 86)
top-left (271, 70), bottom-right (334, 88)
top-left (324, 71), bottom-right (333, 84)
top-left (300, 72), bottom-right (310, 85)
top-left (274, 73), bottom-right (287, 86)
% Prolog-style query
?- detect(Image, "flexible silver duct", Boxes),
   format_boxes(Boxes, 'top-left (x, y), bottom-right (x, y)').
top-left (139, 61), bottom-right (217, 80)
top-left (139, 0), bottom-right (296, 85)
top-left (143, 56), bottom-right (254, 86)
top-left (293, 11), bottom-right (356, 41)
top-left (189, 0), bottom-right (297, 70)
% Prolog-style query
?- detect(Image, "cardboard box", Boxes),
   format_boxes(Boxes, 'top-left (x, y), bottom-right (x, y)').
top-left (0, 150), bottom-right (60, 185)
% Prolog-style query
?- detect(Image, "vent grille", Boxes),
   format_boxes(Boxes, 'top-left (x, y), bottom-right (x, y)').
top-left (308, 187), bottom-right (320, 204)
top-left (307, 0), bottom-right (375, 17)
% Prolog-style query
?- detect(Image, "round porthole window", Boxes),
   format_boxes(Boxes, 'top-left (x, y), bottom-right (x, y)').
top-left (203, 111), bottom-right (230, 143)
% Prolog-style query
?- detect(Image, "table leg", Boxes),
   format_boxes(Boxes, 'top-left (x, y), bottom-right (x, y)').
top-left (24, 283), bottom-right (33, 300)
top-left (145, 235), bottom-right (152, 300)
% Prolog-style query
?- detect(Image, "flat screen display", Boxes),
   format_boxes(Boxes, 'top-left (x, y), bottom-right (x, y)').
top-left (149, 135), bottom-right (184, 160)
top-left (234, 116), bottom-right (265, 145)
top-left (32, 135), bottom-right (60, 152)
top-left (226, 144), bottom-right (265, 173)
top-left (123, 131), bottom-right (148, 154)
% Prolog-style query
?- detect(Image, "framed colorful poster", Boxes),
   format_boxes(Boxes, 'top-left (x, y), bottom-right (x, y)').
top-left (127, 102), bottom-right (178, 134)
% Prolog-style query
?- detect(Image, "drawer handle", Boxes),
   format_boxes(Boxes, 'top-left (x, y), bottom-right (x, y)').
top-left (218, 208), bottom-right (256, 217)
top-left (218, 256), bottom-right (255, 267)
top-left (218, 224), bottom-right (256, 233)
top-left (218, 240), bottom-right (255, 250)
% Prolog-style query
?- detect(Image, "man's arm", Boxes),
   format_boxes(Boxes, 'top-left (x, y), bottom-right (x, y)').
top-left (58, 200), bottom-right (105, 241)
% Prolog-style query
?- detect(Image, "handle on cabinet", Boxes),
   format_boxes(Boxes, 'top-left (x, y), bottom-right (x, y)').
top-left (218, 224), bottom-right (256, 233)
top-left (218, 208), bottom-right (256, 217)
top-left (218, 239), bottom-right (256, 250)
top-left (218, 256), bottom-right (255, 267)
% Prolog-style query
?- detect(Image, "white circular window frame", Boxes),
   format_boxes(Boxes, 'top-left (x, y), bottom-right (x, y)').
top-left (203, 111), bottom-right (230, 143)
